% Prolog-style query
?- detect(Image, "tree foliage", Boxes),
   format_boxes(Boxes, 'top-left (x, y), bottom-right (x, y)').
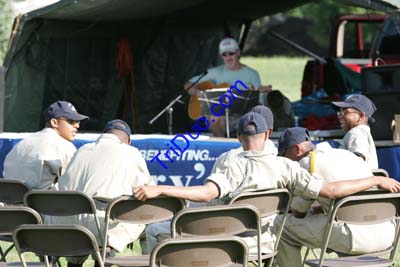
top-left (287, 0), bottom-right (383, 49)
top-left (0, 0), bottom-right (13, 64)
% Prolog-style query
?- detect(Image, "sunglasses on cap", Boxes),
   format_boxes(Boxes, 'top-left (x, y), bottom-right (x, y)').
top-left (57, 118), bottom-right (80, 125)
top-left (222, 52), bottom-right (235, 57)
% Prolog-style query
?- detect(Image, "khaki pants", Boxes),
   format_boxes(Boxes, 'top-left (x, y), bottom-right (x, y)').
top-left (274, 213), bottom-right (394, 267)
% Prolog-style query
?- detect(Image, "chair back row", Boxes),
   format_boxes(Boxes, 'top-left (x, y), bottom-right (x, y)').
top-left (0, 206), bottom-right (104, 267)
top-left (305, 191), bottom-right (400, 267)
top-left (5, 178), bottom-right (400, 267)
top-left (1, 179), bottom-right (292, 267)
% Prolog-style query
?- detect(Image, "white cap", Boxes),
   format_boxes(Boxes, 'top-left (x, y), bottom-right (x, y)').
top-left (218, 38), bottom-right (239, 55)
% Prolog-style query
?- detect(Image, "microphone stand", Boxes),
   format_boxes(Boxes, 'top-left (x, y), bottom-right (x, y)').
top-left (148, 70), bottom-right (208, 135)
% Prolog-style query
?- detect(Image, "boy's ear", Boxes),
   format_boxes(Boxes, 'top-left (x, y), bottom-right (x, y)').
top-left (49, 118), bottom-right (58, 128)
top-left (359, 112), bottom-right (367, 122)
top-left (294, 144), bottom-right (302, 155)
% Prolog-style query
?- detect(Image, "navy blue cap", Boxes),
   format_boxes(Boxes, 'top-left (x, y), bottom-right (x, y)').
top-left (238, 112), bottom-right (268, 136)
top-left (251, 105), bottom-right (274, 130)
top-left (103, 119), bottom-right (132, 137)
top-left (278, 127), bottom-right (310, 156)
top-left (45, 101), bottom-right (88, 122)
top-left (332, 94), bottom-right (376, 123)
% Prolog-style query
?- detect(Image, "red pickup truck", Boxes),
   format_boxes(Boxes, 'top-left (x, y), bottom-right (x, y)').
top-left (301, 14), bottom-right (388, 98)
top-left (293, 13), bottom-right (400, 137)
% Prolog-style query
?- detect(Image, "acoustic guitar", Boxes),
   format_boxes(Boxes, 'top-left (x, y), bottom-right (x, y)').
top-left (187, 81), bottom-right (229, 120)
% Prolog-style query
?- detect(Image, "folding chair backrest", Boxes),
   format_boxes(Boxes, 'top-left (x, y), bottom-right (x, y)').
top-left (228, 188), bottom-right (292, 219)
top-left (229, 188), bottom-right (292, 253)
top-left (103, 196), bottom-right (185, 260)
top-left (0, 206), bottom-right (42, 263)
top-left (106, 196), bottom-right (186, 224)
top-left (0, 179), bottom-right (30, 204)
top-left (24, 190), bottom-right (103, 246)
top-left (171, 204), bottom-right (260, 238)
top-left (314, 193), bottom-right (400, 267)
top-left (149, 236), bottom-right (248, 267)
top-left (13, 224), bottom-right (104, 267)
top-left (171, 204), bottom-right (261, 266)
top-left (334, 195), bottom-right (399, 224)
top-left (0, 206), bottom-right (42, 235)
top-left (24, 190), bottom-right (96, 216)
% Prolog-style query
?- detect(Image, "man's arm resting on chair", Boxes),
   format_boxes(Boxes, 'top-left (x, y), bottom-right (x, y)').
top-left (319, 176), bottom-right (400, 199)
top-left (133, 181), bottom-right (219, 202)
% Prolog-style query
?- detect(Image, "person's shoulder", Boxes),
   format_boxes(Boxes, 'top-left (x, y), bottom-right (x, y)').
top-left (276, 155), bottom-right (300, 167)
top-left (357, 124), bottom-right (372, 133)
top-left (31, 128), bottom-right (74, 149)
top-left (208, 65), bottom-right (225, 73)
top-left (217, 152), bottom-right (247, 171)
top-left (241, 65), bottom-right (259, 75)
top-left (76, 141), bottom-right (96, 152)
top-left (128, 144), bottom-right (142, 154)
top-left (349, 124), bottom-right (371, 133)
top-left (121, 142), bottom-right (143, 158)
top-left (347, 124), bottom-right (372, 138)
top-left (18, 129), bottom-right (49, 142)
top-left (316, 146), bottom-right (359, 162)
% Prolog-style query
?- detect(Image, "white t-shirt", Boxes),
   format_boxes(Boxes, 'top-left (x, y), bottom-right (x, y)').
top-left (3, 128), bottom-right (76, 189)
top-left (340, 124), bottom-right (378, 169)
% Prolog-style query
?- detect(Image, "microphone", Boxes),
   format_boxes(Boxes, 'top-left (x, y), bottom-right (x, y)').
top-left (184, 69), bottom-right (209, 93)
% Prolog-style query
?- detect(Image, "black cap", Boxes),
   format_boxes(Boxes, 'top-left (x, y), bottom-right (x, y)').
top-left (251, 105), bottom-right (274, 130)
top-left (44, 101), bottom-right (88, 122)
top-left (103, 119), bottom-right (132, 137)
top-left (332, 94), bottom-right (376, 123)
top-left (278, 127), bottom-right (310, 156)
top-left (237, 112), bottom-right (269, 136)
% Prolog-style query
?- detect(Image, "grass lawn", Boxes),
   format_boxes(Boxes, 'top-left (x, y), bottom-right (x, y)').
top-left (2, 239), bottom-right (400, 266)
top-left (0, 240), bottom-right (142, 267)
top-left (241, 56), bottom-right (310, 102)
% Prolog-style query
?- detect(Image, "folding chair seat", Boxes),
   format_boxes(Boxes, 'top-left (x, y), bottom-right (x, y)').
top-left (13, 224), bottom-right (104, 267)
top-left (102, 196), bottom-right (185, 267)
top-left (0, 206), bottom-right (44, 267)
top-left (23, 190), bottom-right (103, 245)
top-left (228, 188), bottom-right (292, 267)
top-left (0, 179), bottom-right (30, 261)
top-left (149, 236), bottom-right (249, 267)
top-left (305, 192), bottom-right (400, 267)
top-left (171, 203), bottom-right (262, 266)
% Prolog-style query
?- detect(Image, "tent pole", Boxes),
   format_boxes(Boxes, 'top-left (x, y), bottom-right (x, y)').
top-left (239, 20), bottom-right (252, 51)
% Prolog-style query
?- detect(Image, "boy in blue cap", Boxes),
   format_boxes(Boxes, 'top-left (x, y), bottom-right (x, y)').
top-left (332, 94), bottom-right (378, 169)
top-left (3, 101), bottom-right (88, 189)
top-left (211, 105), bottom-right (277, 173)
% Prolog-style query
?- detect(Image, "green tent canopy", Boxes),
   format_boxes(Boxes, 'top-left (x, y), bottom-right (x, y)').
top-left (2, 0), bottom-right (399, 133)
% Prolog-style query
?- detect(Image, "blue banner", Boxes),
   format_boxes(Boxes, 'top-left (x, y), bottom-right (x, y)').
top-left (1, 135), bottom-right (399, 185)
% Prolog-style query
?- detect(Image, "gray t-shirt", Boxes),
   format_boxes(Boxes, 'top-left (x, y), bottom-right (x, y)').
top-left (191, 64), bottom-right (261, 88)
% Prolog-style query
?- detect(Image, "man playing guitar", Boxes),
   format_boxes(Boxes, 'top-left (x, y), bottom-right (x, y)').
top-left (185, 37), bottom-right (271, 137)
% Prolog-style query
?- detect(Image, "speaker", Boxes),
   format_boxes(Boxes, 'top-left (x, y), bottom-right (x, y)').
top-left (362, 65), bottom-right (400, 140)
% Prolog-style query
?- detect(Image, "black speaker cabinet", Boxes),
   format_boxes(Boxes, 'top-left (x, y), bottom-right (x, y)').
top-left (362, 64), bottom-right (400, 140)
